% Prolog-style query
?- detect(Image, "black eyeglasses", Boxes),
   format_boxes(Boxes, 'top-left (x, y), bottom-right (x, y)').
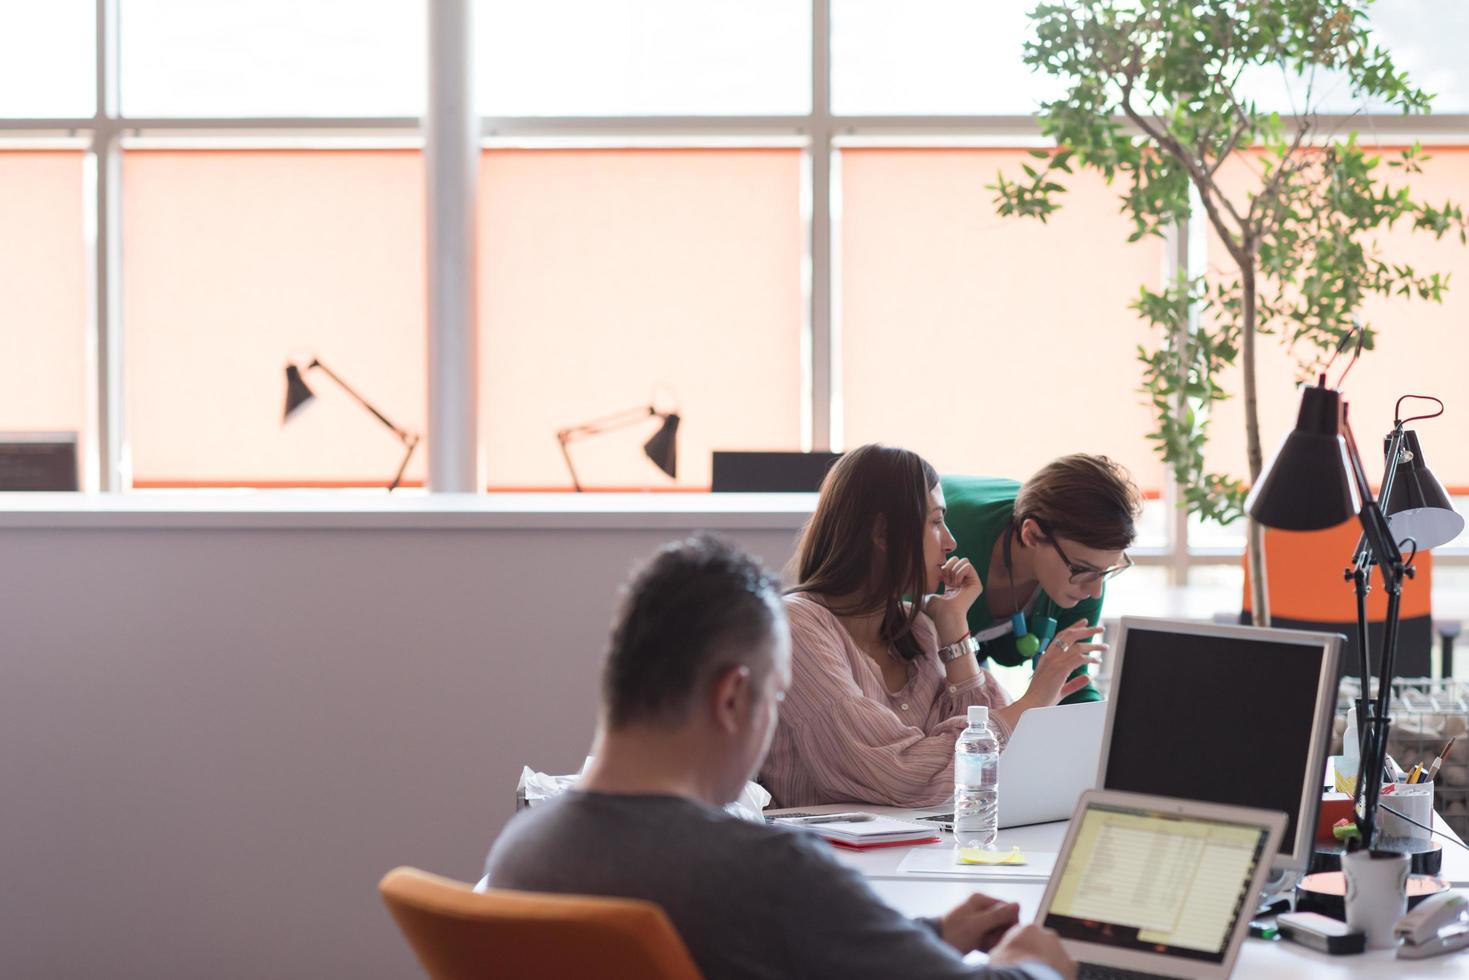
top-left (1037, 523), bottom-right (1133, 585)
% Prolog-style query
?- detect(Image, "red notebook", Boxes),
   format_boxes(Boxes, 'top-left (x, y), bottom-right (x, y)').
top-left (824, 834), bottom-right (941, 850)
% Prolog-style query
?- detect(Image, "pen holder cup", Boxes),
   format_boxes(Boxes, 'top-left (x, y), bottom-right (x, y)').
top-left (1378, 782), bottom-right (1434, 842)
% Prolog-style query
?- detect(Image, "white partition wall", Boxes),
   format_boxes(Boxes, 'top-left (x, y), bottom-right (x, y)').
top-left (0, 503), bottom-right (804, 979)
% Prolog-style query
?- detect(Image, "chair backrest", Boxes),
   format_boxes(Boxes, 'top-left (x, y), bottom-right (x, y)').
top-left (1241, 521), bottom-right (1433, 623)
top-left (1240, 521), bottom-right (1434, 677)
top-left (378, 867), bottom-right (704, 980)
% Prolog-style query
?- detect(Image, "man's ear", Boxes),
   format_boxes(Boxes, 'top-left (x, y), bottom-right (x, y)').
top-left (709, 664), bottom-right (751, 735)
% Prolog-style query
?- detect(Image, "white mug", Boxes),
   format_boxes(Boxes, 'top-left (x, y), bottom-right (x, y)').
top-left (1342, 850), bottom-right (1410, 949)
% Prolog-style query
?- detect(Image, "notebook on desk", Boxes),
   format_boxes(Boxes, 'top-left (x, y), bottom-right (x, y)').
top-left (1036, 789), bottom-right (1286, 980)
top-left (772, 814), bottom-right (940, 850)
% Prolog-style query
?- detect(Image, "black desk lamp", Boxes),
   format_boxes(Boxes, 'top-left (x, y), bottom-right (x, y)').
top-left (1245, 374), bottom-right (1459, 850)
top-left (283, 359), bottom-right (421, 491)
top-left (556, 405), bottom-right (680, 492)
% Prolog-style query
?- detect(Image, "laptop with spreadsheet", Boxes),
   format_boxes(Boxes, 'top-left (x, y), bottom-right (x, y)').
top-left (1035, 790), bottom-right (1286, 979)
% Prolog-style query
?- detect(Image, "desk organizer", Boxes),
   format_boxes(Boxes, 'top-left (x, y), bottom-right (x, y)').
top-left (1331, 677), bottom-right (1469, 839)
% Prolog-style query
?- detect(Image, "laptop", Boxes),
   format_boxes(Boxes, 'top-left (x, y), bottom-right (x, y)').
top-left (918, 700), bottom-right (1106, 831)
top-left (998, 700), bottom-right (1106, 827)
top-left (1036, 789), bottom-right (1286, 979)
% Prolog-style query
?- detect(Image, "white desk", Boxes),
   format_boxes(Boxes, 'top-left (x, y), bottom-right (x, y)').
top-left (771, 803), bottom-right (1469, 977)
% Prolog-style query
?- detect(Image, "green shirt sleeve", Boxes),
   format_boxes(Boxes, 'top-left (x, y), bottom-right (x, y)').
top-left (1050, 590), bottom-right (1103, 705)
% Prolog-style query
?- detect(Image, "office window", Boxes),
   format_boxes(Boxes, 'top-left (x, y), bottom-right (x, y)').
top-left (831, 0), bottom-right (1062, 115)
top-left (0, 0), bottom-right (94, 117)
top-left (1370, 1), bottom-right (1469, 112)
top-left (1326, 145), bottom-right (1469, 491)
top-left (0, 151), bottom-right (88, 456)
top-left (119, 0), bottom-right (426, 117)
top-left (1203, 146), bottom-right (1469, 544)
top-left (837, 148), bottom-right (1167, 494)
top-left (1236, 0), bottom-right (1469, 114)
top-left (476, 0), bottom-right (810, 116)
top-left (123, 149), bottom-right (427, 487)
top-left (478, 148), bottom-right (802, 490)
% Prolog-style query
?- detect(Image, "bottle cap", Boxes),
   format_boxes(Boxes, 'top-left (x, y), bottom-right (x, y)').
top-left (968, 705), bottom-right (989, 726)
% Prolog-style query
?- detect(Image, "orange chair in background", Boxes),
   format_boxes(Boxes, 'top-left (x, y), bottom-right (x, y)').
top-left (378, 867), bottom-right (704, 980)
top-left (1241, 520), bottom-right (1435, 679)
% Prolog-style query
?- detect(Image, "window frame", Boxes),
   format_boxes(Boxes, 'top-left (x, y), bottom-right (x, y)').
top-left (2, 0), bottom-right (1467, 579)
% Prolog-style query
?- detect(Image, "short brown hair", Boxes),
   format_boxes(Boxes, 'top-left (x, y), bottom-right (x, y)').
top-left (1013, 454), bottom-right (1141, 552)
top-left (603, 534), bottom-right (784, 729)
top-left (791, 444), bottom-right (938, 662)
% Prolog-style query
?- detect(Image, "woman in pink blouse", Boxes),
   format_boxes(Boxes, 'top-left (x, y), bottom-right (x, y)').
top-left (760, 444), bottom-right (1105, 808)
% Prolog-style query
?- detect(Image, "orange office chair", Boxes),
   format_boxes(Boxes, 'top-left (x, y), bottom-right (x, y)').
top-left (378, 867), bottom-right (704, 980)
top-left (1240, 520), bottom-right (1436, 679)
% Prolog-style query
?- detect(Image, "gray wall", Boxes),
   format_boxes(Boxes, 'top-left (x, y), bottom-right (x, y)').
top-left (0, 517), bottom-right (801, 979)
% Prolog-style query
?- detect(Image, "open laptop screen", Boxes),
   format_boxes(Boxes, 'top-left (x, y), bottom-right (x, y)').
top-left (1041, 801), bottom-right (1272, 965)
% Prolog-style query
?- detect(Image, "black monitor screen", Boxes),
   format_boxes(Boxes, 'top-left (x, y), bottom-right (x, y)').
top-left (710, 451), bottom-right (842, 492)
top-left (1102, 627), bottom-right (1329, 858)
top-left (0, 435), bottom-right (78, 491)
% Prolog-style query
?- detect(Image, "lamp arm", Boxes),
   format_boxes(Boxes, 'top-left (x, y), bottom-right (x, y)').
top-left (556, 405), bottom-right (655, 442)
top-left (1343, 415), bottom-right (1415, 851)
top-left (1343, 417), bottom-right (1406, 584)
top-left (388, 433), bottom-right (420, 492)
top-left (1361, 424), bottom-right (1407, 569)
top-left (308, 359), bottom-right (416, 445)
top-left (554, 405), bottom-right (667, 492)
top-left (558, 437), bottom-right (584, 493)
top-left (1343, 415), bottom-right (1399, 739)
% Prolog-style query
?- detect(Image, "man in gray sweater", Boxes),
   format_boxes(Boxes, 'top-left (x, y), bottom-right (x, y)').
top-left (485, 535), bottom-right (1074, 980)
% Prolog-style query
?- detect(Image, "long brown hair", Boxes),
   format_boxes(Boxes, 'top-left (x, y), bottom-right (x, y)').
top-left (1012, 454), bottom-right (1141, 551)
top-left (791, 444), bottom-right (938, 661)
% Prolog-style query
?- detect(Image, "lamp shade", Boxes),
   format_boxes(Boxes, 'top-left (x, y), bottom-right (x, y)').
top-left (1385, 429), bottom-right (1464, 549)
top-left (642, 413), bottom-right (680, 479)
top-left (1245, 384), bottom-right (1361, 530)
top-left (283, 363), bottom-right (316, 421)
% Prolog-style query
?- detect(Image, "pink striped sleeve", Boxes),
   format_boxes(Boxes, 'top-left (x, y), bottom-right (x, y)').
top-left (767, 598), bottom-right (970, 807)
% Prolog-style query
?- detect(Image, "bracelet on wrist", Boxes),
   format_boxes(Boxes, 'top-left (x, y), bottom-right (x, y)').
top-left (937, 632), bottom-right (978, 664)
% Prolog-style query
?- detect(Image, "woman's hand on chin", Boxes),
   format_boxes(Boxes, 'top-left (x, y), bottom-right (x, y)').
top-left (925, 557), bottom-right (983, 645)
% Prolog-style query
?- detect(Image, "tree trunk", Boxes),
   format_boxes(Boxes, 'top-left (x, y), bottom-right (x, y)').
top-left (1240, 260), bottom-right (1270, 627)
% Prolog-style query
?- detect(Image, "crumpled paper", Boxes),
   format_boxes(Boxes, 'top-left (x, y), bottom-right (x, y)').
top-left (516, 759), bottom-right (772, 824)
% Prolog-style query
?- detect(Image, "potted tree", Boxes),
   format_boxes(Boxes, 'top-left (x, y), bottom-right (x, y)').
top-left (992, 0), bottom-right (1466, 624)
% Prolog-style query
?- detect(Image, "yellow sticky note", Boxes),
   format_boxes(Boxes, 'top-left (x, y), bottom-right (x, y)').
top-left (957, 845), bottom-right (1027, 866)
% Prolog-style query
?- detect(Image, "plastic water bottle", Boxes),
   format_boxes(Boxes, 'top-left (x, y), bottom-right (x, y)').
top-left (954, 705), bottom-right (1000, 849)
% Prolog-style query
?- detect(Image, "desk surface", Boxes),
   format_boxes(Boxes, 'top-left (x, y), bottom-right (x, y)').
top-left (770, 803), bottom-right (1469, 977)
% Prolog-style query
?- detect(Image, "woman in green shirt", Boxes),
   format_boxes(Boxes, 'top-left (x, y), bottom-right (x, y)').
top-left (940, 455), bottom-right (1142, 704)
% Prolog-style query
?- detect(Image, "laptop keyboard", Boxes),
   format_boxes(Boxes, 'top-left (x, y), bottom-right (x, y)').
top-left (1078, 964), bottom-right (1180, 980)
